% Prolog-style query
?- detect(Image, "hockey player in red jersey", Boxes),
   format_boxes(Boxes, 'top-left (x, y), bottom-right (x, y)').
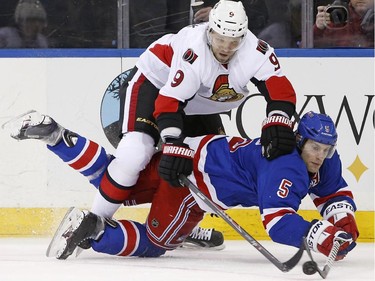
top-left (6, 110), bottom-right (358, 261)
top-left (90, 1), bottom-right (297, 242)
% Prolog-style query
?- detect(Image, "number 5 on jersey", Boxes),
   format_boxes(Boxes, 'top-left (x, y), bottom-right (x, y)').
top-left (277, 179), bottom-right (292, 198)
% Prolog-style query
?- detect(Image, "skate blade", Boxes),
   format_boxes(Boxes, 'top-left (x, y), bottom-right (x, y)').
top-left (1, 110), bottom-right (37, 130)
top-left (75, 246), bottom-right (85, 258)
top-left (1, 110), bottom-right (45, 140)
top-left (46, 207), bottom-right (82, 258)
top-left (179, 242), bottom-right (226, 251)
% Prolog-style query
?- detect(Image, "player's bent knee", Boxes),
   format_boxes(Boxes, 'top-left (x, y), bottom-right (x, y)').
top-left (107, 132), bottom-right (155, 186)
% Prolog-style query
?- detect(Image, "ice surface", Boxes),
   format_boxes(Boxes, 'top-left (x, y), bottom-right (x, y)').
top-left (0, 238), bottom-right (373, 281)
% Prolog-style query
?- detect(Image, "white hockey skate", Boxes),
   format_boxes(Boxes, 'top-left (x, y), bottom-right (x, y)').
top-left (181, 226), bottom-right (225, 250)
top-left (2, 110), bottom-right (64, 146)
top-left (46, 207), bottom-right (106, 260)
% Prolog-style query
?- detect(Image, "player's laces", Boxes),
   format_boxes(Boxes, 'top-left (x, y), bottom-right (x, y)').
top-left (2, 110), bottom-right (76, 147)
top-left (182, 226), bottom-right (225, 250)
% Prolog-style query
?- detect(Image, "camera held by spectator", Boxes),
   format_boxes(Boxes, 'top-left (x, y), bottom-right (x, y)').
top-left (314, 0), bottom-right (374, 48)
top-left (324, 0), bottom-right (349, 28)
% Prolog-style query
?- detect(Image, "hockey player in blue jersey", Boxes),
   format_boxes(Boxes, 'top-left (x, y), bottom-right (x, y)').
top-left (6, 111), bottom-right (358, 261)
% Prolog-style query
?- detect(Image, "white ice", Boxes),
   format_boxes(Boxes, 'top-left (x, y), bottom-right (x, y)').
top-left (0, 238), bottom-right (373, 281)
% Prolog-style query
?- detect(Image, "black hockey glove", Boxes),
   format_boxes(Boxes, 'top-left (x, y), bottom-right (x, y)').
top-left (159, 137), bottom-right (194, 187)
top-left (260, 115), bottom-right (295, 160)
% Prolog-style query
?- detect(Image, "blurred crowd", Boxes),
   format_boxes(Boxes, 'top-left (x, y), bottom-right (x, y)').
top-left (0, 0), bottom-right (373, 49)
top-left (0, 0), bottom-right (117, 48)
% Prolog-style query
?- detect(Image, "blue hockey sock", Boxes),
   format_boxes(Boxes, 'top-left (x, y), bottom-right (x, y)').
top-left (91, 220), bottom-right (166, 257)
top-left (47, 133), bottom-right (109, 188)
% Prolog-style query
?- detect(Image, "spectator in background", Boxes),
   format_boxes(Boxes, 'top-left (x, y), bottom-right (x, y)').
top-left (0, 0), bottom-right (48, 48)
top-left (193, 0), bottom-right (298, 48)
top-left (314, 0), bottom-right (374, 48)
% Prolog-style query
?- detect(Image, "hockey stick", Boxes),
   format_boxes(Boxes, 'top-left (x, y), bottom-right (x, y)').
top-left (179, 175), bottom-right (304, 272)
top-left (302, 237), bottom-right (342, 279)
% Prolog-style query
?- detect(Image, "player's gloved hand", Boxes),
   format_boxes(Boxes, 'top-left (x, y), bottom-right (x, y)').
top-left (306, 219), bottom-right (356, 261)
top-left (260, 114), bottom-right (295, 160)
top-left (158, 137), bottom-right (194, 187)
top-left (323, 200), bottom-right (359, 241)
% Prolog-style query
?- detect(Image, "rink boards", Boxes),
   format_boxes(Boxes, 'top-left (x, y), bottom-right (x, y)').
top-left (0, 207), bottom-right (373, 242)
top-left (0, 49), bottom-right (373, 241)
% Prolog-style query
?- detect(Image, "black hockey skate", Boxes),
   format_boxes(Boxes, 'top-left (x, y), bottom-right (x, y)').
top-left (2, 110), bottom-right (64, 146)
top-left (182, 226), bottom-right (225, 250)
top-left (46, 207), bottom-right (106, 260)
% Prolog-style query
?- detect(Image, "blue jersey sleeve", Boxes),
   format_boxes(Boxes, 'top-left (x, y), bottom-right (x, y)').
top-left (256, 150), bottom-right (312, 248)
top-left (268, 213), bottom-right (311, 248)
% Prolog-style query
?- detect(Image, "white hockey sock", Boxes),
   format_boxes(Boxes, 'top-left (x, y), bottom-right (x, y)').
top-left (91, 191), bottom-right (121, 218)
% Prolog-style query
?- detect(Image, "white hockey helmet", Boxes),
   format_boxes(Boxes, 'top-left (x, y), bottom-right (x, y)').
top-left (208, 0), bottom-right (248, 38)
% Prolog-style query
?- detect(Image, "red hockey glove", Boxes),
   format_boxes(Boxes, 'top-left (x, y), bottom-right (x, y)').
top-left (260, 115), bottom-right (295, 160)
top-left (159, 138), bottom-right (194, 187)
top-left (323, 200), bottom-right (359, 241)
top-left (306, 220), bottom-right (356, 261)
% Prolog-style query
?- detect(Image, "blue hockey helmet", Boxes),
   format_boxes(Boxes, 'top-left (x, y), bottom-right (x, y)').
top-left (296, 111), bottom-right (337, 158)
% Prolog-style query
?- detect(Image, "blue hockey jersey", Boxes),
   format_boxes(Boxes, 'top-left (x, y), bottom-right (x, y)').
top-left (186, 135), bottom-right (355, 248)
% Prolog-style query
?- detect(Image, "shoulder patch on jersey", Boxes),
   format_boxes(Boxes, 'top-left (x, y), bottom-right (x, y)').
top-left (256, 40), bottom-right (269, 55)
top-left (183, 48), bottom-right (198, 64)
top-left (309, 172), bottom-right (320, 188)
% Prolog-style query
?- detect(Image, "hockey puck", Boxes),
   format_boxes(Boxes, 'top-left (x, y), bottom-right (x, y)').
top-left (303, 261), bottom-right (318, 275)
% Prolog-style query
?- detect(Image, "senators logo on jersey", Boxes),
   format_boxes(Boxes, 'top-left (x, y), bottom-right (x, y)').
top-left (256, 39), bottom-right (269, 55)
top-left (182, 48), bottom-right (198, 64)
top-left (208, 74), bottom-right (244, 102)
